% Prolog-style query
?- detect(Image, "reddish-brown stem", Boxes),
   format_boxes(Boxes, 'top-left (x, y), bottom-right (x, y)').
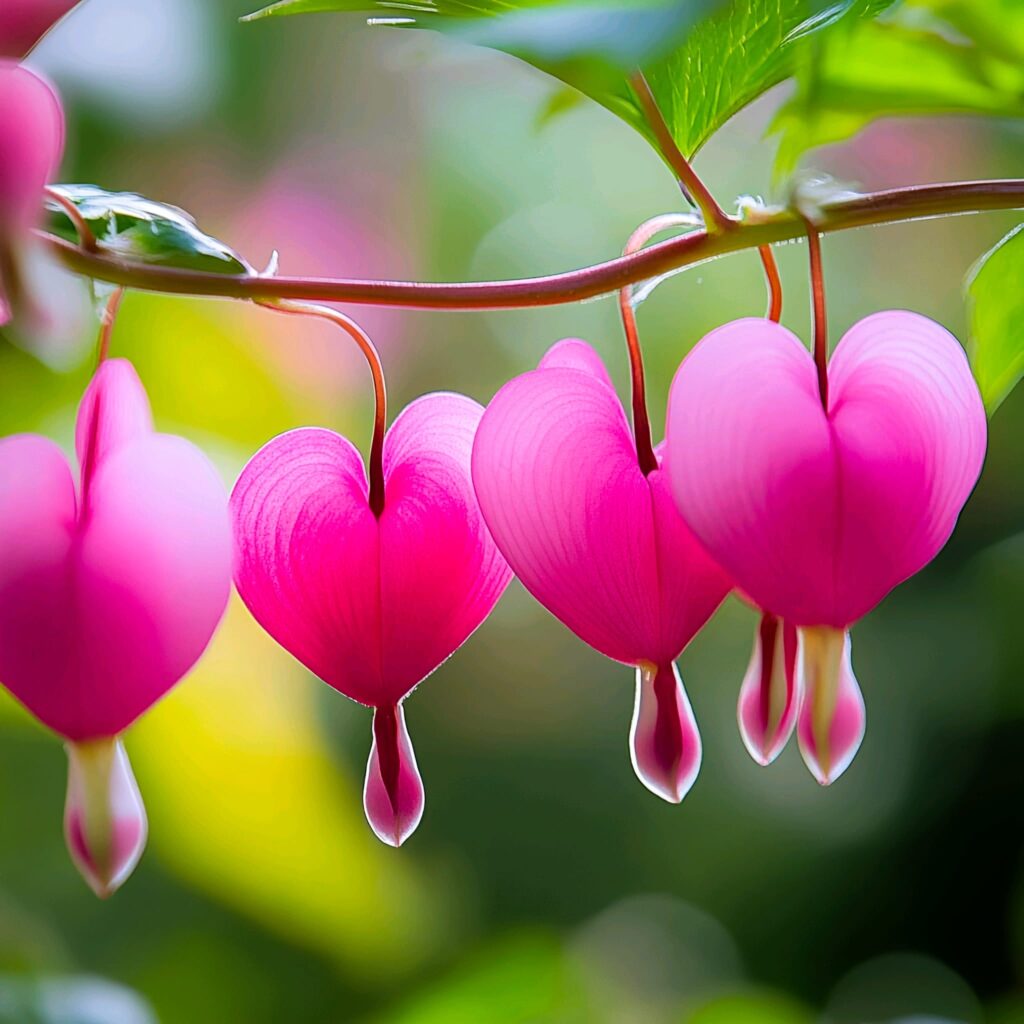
top-left (629, 72), bottom-right (732, 234)
top-left (45, 188), bottom-right (98, 253)
top-left (96, 287), bottom-right (124, 366)
top-left (258, 299), bottom-right (387, 516)
top-left (39, 179), bottom-right (1024, 310)
top-left (758, 245), bottom-right (782, 323)
top-left (804, 219), bottom-right (828, 409)
top-left (620, 214), bottom-right (699, 475)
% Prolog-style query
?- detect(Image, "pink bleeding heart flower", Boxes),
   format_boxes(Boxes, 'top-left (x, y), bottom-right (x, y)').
top-left (472, 339), bottom-right (731, 803)
top-left (0, 59), bottom-right (64, 324)
top-left (0, 358), bottom-right (232, 894)
top-left (231, 393), bottom-right (512, 847)
top-left (0, 1), bottom-right (78, 58)
top-left (666, 312), bottom-right (986, 783)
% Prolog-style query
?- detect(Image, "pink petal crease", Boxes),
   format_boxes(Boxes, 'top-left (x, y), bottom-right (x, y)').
top-left (0, 359), bottom-right (232, 740)
top-left (665, 313), bottom-right (986, 628)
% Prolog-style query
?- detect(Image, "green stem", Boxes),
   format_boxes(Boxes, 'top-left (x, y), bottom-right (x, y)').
top-left (38, 179), bottom-right (1024, 311)
top-left (628, 71), bottom-right (731, 233)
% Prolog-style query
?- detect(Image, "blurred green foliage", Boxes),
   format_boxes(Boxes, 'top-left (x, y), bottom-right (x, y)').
top-left (772, 0), bottom-right (1024, 171)
top-left (244, 0), bottom-right (894, 160)
top-left (968, 225), bottom-right (1024, 414)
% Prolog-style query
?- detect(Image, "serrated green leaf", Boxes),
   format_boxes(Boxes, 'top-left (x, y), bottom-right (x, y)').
top-left (771, 0), bottom-right (1024, 172)
top-left (44, 185), bottom-right (252, 276)
top-left (243, 0), bottom-right (894, 168)
top-left (966, 224), bottom-right (1024, 415)
top-left (640, 0), bottom-right (895, 157)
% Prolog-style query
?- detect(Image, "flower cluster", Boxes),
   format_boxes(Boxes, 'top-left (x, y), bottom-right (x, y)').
top-left (0, 2), bottom-right (989, 896)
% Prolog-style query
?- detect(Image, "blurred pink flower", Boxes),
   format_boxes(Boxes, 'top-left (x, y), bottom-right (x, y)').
top-left (0, 358), bottom-right (232, 892)
top-left (0, 60), bottom-right (62, 232)
top-left (231, 394), bottom-right (511, 846)
top-left (666, 312), bottom-right (986, 782)
top-left (0, 58), bottom-right (64, 324)
top-left (198, 162), bottom-right (415, 409)
top-left (472, 339), bottom-right (731, 803)
top-left (0, 0), bottom-right (77, 59)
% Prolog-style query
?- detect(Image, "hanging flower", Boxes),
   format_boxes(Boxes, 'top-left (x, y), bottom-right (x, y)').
top-left (0, 58), bottom-right (64, 324)
top-left (0, 358), bottom-right (232, 893)
top-left (666, 312), bottom-right (986, 782)
top-left (472, 339), bottom-right (731, 803)
top-left (231, 393), bottom-right (512, 846)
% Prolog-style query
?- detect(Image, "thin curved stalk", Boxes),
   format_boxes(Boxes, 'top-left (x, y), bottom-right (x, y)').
top-left (38, 179), bottom-right (1024, 311)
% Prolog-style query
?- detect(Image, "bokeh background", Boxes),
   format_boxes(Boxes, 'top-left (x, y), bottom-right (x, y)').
top-left (3, 1), bottom-right (1024, 1021)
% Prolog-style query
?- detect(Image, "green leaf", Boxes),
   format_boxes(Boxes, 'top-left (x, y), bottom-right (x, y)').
top-left (640, 0), bottom-right (895, 156)
top-left (44, 185), bottom-right (252, 276)
top-left (966, 223), bottom-right (1024, 415)
top-left (243, 0), bottom-right (894, 165)
top-left (771, 0), bottom-right (1024, 172)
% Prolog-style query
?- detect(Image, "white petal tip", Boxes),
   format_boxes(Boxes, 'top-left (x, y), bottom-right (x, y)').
top-left (363, 703), bottom-right (425, 848)
top-left (64, 738), bottom-right (147, 898)
top-left (630, 663), bottom-right (701, 806)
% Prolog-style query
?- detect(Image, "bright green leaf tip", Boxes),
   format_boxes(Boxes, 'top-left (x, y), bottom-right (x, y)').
top-left (45, 185), bottom-right (252, 276)
top-left (966, 222), bottom-right (1024, 416)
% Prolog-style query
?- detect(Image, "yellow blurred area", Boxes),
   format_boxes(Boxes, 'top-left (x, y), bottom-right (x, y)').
top-left (129, 597), bottom-right (447, 980)
top-left (113, 292), bottom-right (306, 446)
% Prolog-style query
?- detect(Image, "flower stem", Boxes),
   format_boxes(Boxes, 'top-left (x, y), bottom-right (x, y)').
top-left (96, 287), bottom-right (124, 366)
top-left (39, 179), bottom-right (1024, 311)
top-left (803, 219), bottom-right (828, 409)
top-left (758, 245), bottom-right (782, 323)
top-left (628, 72), bottom-right (732, 234)
top-left (45, 187), bottom-right (97, 253)
top-left (257, 299), bottom-right (387, 516)
top-left (620, 214), bottom-right (699, 475)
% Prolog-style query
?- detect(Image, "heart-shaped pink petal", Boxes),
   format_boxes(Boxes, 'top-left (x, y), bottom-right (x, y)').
top-left (0, 359), bottom-right (232, 740)
top-left (472, 338), bottom-right (729, 668)
top-left (231, 392), bottom-right (511, 709)
top-left (665, 312), bottom-right (986, 627)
